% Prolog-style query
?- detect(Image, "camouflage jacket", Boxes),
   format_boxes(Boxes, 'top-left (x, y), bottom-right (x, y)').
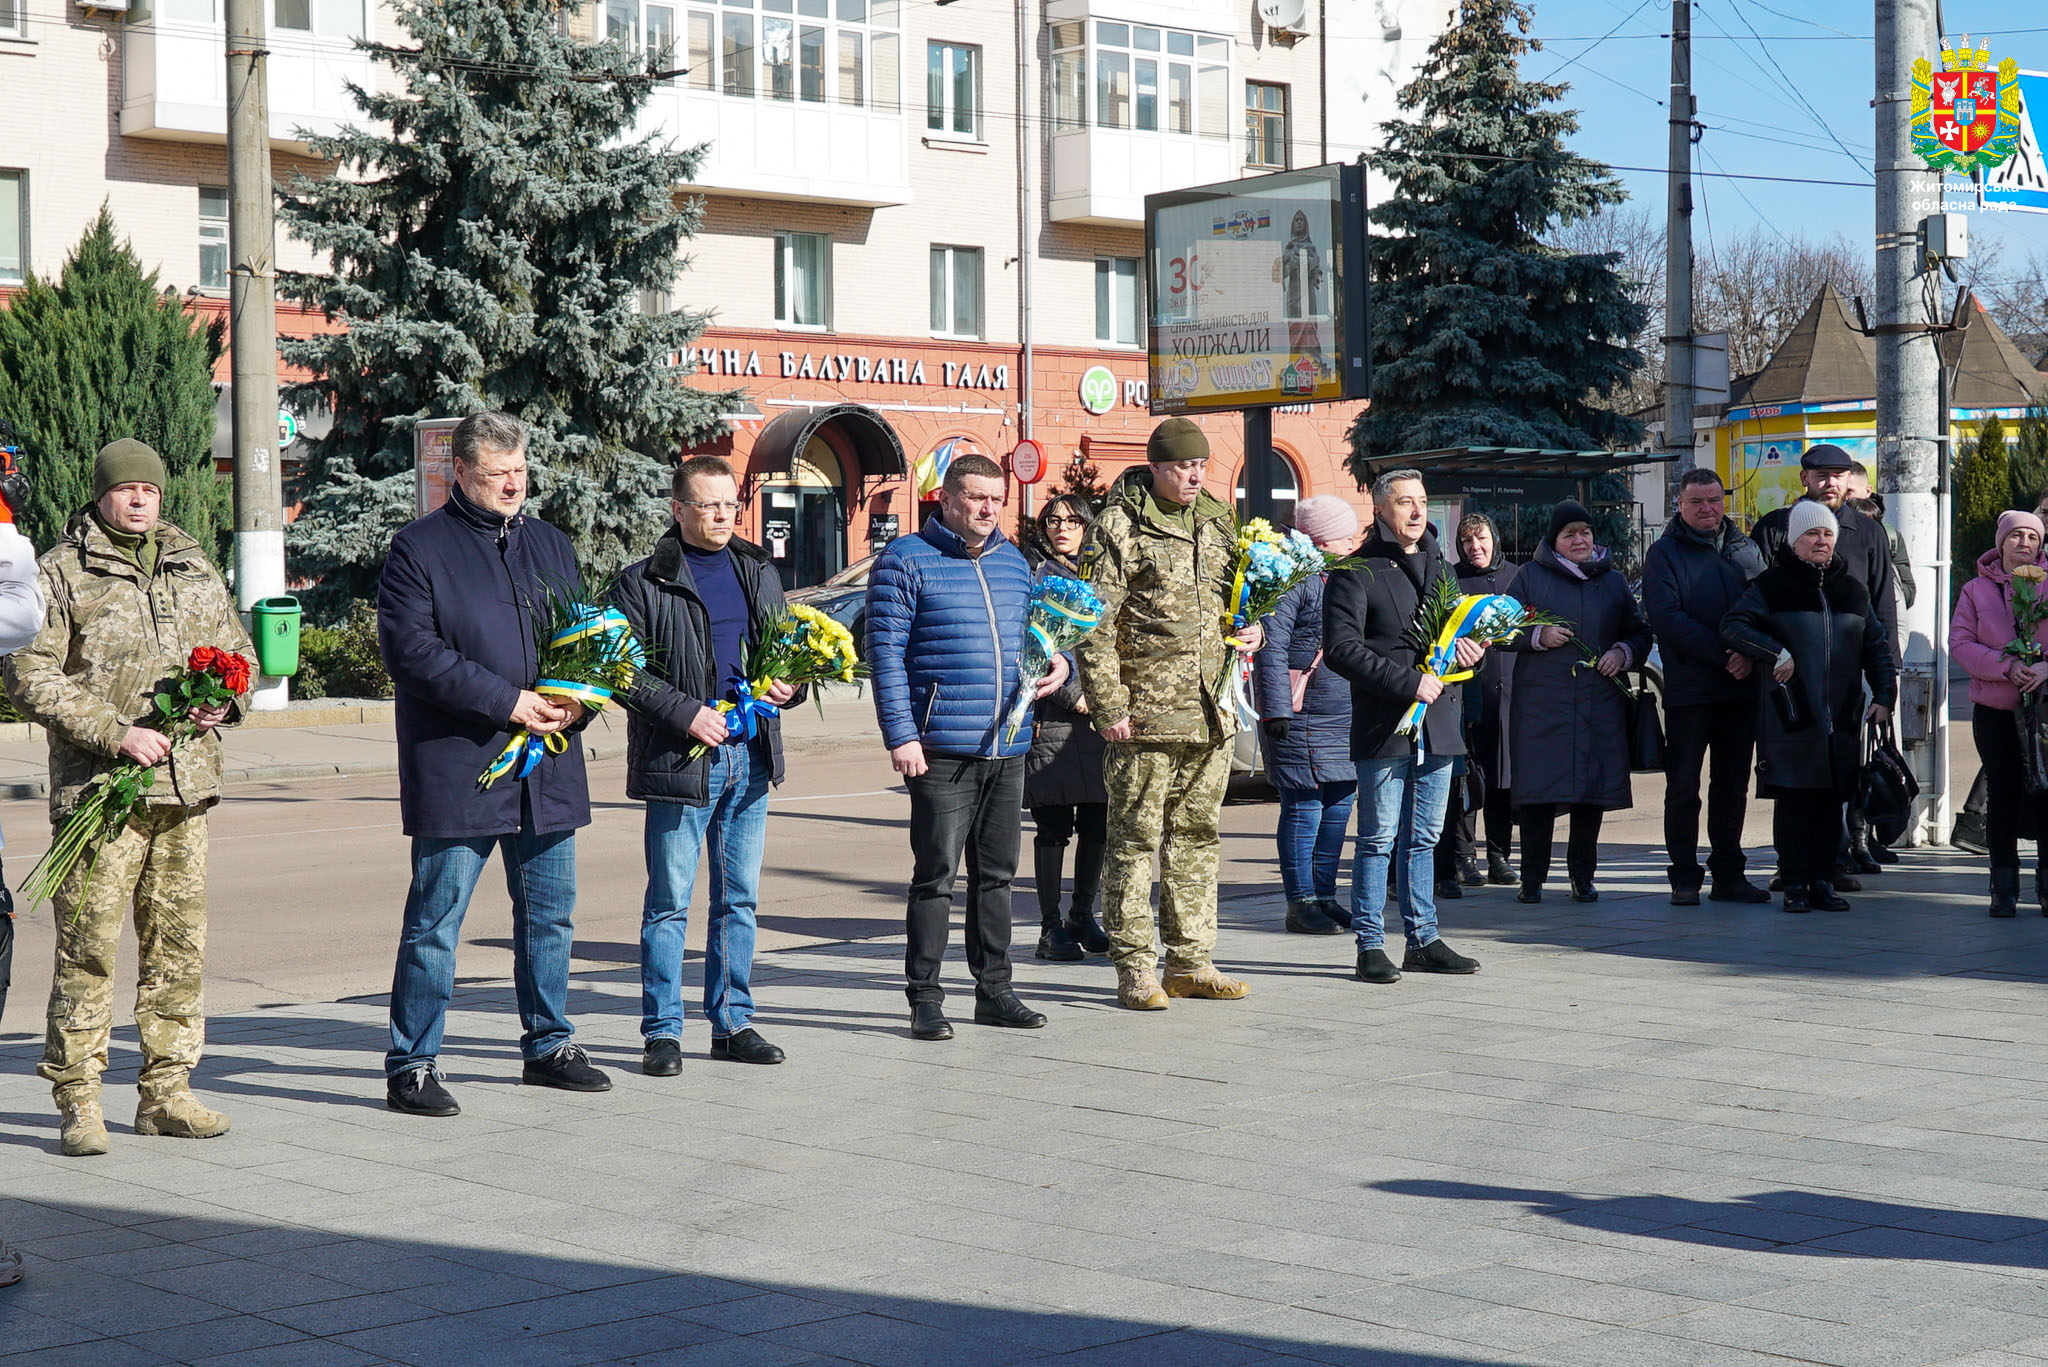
top-left (1074, 473), bottom-right (1240, 744)
top-left (6, 511), bottom-right (253, 818)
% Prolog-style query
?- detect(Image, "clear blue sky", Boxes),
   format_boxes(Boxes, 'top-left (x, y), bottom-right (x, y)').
top-left (1528, 0), bottom-right (2048, 263)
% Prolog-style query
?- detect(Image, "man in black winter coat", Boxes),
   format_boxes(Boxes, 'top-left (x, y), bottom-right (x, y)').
top-left (379, 412), bottom-right (609, 1117)
top-left (611, 456), bottom-right (801, 1075)
top-left (1642, 469), bottom-right (1770, 906)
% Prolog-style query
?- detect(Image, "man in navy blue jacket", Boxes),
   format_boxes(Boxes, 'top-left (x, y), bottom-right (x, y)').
top-left (865, 453), bottom-right (1066, 1041)
top-left (377, 412), bottom-right (610, 1116)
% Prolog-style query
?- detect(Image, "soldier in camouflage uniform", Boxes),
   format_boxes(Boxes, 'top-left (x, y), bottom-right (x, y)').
top-left (1075, 418), bottom-right (1261, 1011)
top-left (5, 440), bottom-right (253, 1158)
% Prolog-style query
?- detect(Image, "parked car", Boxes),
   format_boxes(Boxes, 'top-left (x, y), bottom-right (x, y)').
top-left (785, 556), bottom-right (874, 643)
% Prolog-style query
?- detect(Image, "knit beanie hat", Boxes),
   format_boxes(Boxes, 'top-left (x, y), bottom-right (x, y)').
top-left (1546, 500), bottom-right (1594, 547)
top-left (1291, 495), bottom-right (1359, 546)
top-left (1146, 417), bottom-right (1209, 464)
top-left (93, 438), bottom-right (168, 498)
top-left (1787, 498), bottom-right (1839, 544)
top-left (1996, 509), bottom-right (2045, 549)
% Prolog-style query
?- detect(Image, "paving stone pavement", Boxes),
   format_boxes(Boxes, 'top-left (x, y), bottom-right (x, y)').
top-left (3, 842), bottom-right (2047, 1367)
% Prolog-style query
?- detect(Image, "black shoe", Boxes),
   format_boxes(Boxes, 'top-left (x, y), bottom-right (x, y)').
top-left (1710, 878), bottom-right (1773, 904)
top-left (1952, 811), bottom-right (1989, 855)
top-left (1989, 865), bottom-right (2020, 919)
top-left (386, 1064), bottom-right (459, 1117)
top-left (973, 993), bottom-right (1047, 1029)
top-left (710, 1027), bottom-right (786, 1064)
top-left (1035, 922), bottom-right (1085, 961)
top-left (1066, 911), bottom-right (1111, 954)
top-left (1849, 846), bottom-right (1883, 876)
top-left (1809, 880), bottom-right (1851, 912)
top-left (1285, 900), bottom-right (1342, 935)
top-left (1516, 886), bottom-right (1542, 904)
top-left (1457, 856), bottom-right (1485, 888)
top-left (1831, 872), bottom-right (1862, 893)
top-left (1354, 948), bottom-right (1401, 984)
top-left (1571, 881), bottom-right (1599, 903)
top-left (1435, 879), bottom-right (1464, 901)
top-left (641, 1038), bottom-right (683, 1077)
top-left (1870, 841), bottom-right (1899, 866)
top-left (910, 1001), bottom-right (953, 1041)
top-left (522, 1044), bottom-right (612, 1092)
top-left (1316, 898), bottom-right (1353, 930)
top-left (1670, 887), bottom-right (1701, 907)
top-left (1402, 939), bottom-right (1480, 974)
top-left (1768, 874), bottom-right (1786, 892)
top-left (1487, 854), bottom-right (1516, 886)
top-left (1782, 886), bottom-right (1811, 914)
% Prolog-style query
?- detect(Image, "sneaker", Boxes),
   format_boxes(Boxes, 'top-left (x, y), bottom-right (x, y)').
top-left (1353, 948), bottom-right (1401, 985)
top-left (387, 1064), bottom-right (460, 1116)
top-left (1709, 879), bottom-right (1773, 904)
top-left (1162, 964), bottom-right (1250, 1000)
top-left (521, 1044), bottom-right (612, 1093)
top-left (0, 1240), bottom-right (21, 1288)
top-left (1402, 939), bottom-right (1480, 974)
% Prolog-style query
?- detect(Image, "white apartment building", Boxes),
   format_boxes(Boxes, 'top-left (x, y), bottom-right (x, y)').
top-left (0, 0), bottom-right (1454, 585)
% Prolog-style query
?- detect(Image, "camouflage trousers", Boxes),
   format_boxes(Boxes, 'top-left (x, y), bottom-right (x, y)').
top-left (39, 804), bottom-right (211, 1103)
top-left (1101, 738), bottom-right (1232, 974)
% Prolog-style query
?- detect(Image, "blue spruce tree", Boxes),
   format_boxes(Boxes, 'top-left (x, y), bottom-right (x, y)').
top-left (279, 0), bottom-right (730, 615)
top-left (1349, 0), bottom-right (1647, 479)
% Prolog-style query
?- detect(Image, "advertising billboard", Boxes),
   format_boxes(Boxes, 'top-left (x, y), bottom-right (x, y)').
top-left (1143, 163), bottom-right (1371, 415)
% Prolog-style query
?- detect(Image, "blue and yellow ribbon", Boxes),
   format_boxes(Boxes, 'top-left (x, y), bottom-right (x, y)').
top-left (720, 674), bottom-right (782, 744)
top-left (479, 727), bottom-right (571, 788)
top-left (477, 602), bottom-right (645, 789)
top-left (1396, 592), bottom-right (1515, 736)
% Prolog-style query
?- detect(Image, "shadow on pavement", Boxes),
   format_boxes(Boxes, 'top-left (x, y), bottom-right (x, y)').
top-left (1, 1198), bottom-right (1514, 1367)
top-left (1372, 1179), bottom-right (2048, 1270)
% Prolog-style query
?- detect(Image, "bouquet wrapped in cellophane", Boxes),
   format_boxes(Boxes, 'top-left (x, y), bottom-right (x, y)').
top-left (22, 646), bottom-right (253, 915)
top-left (1215, 519), bottom-right (1358, 722)
top-left (1396, 575), bottom-right (1564, 737)
top-left (479, 594), bottom-right (644, 788)
top-left (688, 603), bottom-right (865, 759)
top-left (2007, 563), bottom-right (2048, 793)
top-left (1000, 575), bottom-right (1105, 745)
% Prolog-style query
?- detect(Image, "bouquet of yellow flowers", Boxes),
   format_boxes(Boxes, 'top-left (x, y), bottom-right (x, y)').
top-left (688, 603), bottom-right (865, 758)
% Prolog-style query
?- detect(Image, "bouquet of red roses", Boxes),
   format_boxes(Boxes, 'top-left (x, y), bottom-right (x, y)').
top-left (21, 646), bottom-right (253, 915)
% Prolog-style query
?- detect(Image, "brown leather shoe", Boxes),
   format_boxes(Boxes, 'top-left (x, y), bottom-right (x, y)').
top-left (1116, 965), bottom-right (1169, 1011)
top-left (1162, 964), bottom-right (1250, 1000)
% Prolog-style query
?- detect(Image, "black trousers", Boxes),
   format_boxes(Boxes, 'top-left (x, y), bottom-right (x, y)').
top-left (1438, 774), bottom-right (1514, 873)
top-left (1662, 700), bottom-right (1757, 889)
top-left (904, 755), bottom-right (1023, 1004)
top-left (1030, 802), bottom-right (1107, 922)
top-left (1773, 788), bottom-right (1844, 884)
top-left (1974, 706), bottom-right (2048, 868)
top-left (1517, 803), bottom-right (1603, 889)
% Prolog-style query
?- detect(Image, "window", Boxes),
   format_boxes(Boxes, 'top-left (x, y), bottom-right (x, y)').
top-left (1051, 21), bottom-right (1085, 131)
top-left (774, 231), bottom-right (831, 329)
top-left (0, 171), bottom-right (24, 285)
top-left (272, 0), bottom-right (309, 30)
top-left (926, 41), bottom-right (979, 138)
top-left (198, 186), bottom-right (229, 293)
top-left (929, 245), bottom-right (982, 339)
top-left (673, 0), bottom-right (894, 107)
top-left (1245, 81), bottom-right (1289, 169)
top-left (645, 4), bottom-right (676, 80)
top-left (1094, 257), bottom-right (1139, 347)
top-left (1070, 24), bottom-right (1227, 138)
top-left (0, 0), bottom-right (23, 35)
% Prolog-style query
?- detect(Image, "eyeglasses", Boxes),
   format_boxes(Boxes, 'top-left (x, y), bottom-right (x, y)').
top-left (1042, 516), bottom-right (1087, 529)
top-left (680, 500), bottom-right (742, 514)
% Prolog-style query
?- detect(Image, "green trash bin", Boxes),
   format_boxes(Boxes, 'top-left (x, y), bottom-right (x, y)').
top-left (251, 596), bottom-right (302, 678)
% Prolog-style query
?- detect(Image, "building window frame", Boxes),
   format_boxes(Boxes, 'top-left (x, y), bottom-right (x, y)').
top-left (1094, 255), bottom-right (1140, 348)
top-left (774, 230), bottom-right (833, 331)
top-left (198, 185), bottom-right (230, 295)
top-left (0, 170), bottom-right (25, 286)
top-left (925, 39), bottom-right (981, 140)
top-left (1057, 21), bottom-right (1225, 139)
top-left (1244, 79), bottom-right (1289, 169)
top-left (673, 0), bottom-right (898, 110)
top-left (0, 0), bottom-right (23, 38)
top-left (929, 244), bottom-right (984, 340)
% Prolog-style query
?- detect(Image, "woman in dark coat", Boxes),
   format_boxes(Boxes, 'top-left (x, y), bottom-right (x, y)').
top-left (1504, 502), bottom-right (1651, 903)
top-left (1436, 511), bottom-right (1519, 892)
top-left (1023, 494), bottom-right (1111, 960)
top-left (1723, 500), bottom-right (1898, 913)
top-left (1253, 495), bottom-right (1360, 934)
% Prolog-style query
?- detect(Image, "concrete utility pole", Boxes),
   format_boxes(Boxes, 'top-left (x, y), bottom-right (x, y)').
top-left (1874, 0), bottom-right (1944, 839)
top-left (225, 0), bottom-right (288, 711)
top-left (1664, 0), bottom-right (1695, 471)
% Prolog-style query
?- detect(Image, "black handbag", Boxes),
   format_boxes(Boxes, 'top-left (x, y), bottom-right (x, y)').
top-left (1626, 670), bottom-right (1665, 773)
top-left (1859, 718), bottom-right (1918, 846)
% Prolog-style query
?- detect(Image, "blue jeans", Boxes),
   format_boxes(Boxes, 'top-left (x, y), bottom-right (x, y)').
top-left (1351, 754), bottom-right (1453, 952)
top-left (642, 744), bottom-right (770, 1040)
top-left (386, 829), bottom-right (578, 1077)
top-left (1276, 780), bottom-right (1358, 902)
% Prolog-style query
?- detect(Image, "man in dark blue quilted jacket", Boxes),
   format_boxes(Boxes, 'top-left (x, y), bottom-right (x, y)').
top-left (866, 453), bottom-right (1069, 1042)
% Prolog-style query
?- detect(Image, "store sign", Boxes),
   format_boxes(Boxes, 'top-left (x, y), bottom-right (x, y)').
top-left (683, 344), bottom-right (1014, 391)
top-left (1144, 163), bottom-right (1372, 415)
top-left (1079, 366), bottom-right (1118, 414)
top-left (1011, 438), bottom-right (1047, 484)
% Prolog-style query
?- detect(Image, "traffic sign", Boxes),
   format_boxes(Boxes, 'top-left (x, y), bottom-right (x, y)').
top-left (277, 409), bottom-right (300, 446)
top-left (1010, 438), bottom-right (1047, 485)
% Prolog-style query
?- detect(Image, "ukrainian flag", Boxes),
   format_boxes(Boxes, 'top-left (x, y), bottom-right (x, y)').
top-left (914, 437), bottom-right (964, 502)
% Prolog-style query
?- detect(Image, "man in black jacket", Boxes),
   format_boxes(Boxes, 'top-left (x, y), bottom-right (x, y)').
top-left (1324, 469), bottom-right (1484, 986)
top-left (1642, 469), bottom-right (1770, 906)
top-left (612, 456), bottom-right (800, 1074)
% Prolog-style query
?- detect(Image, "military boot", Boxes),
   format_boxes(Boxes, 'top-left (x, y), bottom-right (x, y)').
top-left (1162, 963), bottom-right (1250, 1000)
top-left (134, 1088), bottom-right (231, 1140)
top-left (1115, 965), bottom-right (1169, 1011)
top-left (57, 1085), bottom-right (109, 1157)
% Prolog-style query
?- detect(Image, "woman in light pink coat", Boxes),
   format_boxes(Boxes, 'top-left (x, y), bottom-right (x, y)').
top-left (1950, 509), bottom-right (2048, 916)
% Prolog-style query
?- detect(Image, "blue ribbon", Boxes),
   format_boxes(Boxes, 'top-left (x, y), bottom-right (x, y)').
top-left (723, 675), bottom-right (782, 744)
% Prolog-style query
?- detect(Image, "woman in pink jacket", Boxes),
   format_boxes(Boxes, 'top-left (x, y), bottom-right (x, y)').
top-left (1950, 509), bottom-right (2048, 916)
